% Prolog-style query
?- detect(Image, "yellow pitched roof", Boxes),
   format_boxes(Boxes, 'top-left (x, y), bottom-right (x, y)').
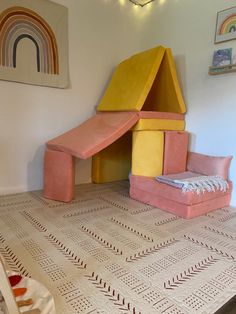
top-left (142, 48), bottom-right (186, 113)
top-left (97, 46), bottom-right (186, 113)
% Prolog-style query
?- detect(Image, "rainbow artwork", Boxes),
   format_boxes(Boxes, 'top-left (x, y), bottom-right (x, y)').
top-left (215, 6), bottom-right (236, 43)
top-left (219, 13), bottom-right (236, 35)
top-left (0, 0), bottom-right (68, 88)
top-left (0, 6), bottom-right (59, 75)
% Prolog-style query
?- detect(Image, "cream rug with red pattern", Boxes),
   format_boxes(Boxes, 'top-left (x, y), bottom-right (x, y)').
top-left (0, 181), bottom-right (235, 314)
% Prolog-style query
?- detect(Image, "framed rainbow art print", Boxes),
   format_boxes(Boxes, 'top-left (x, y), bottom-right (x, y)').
top-left (0, 0), bottom-right (69, 88)
top-left (215, 6), bottom-right (236, 43)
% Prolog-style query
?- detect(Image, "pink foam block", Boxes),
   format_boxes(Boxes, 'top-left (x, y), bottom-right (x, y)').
top-left (129, 175), bottom-right (232, 219)
top-left (187, 152), bottom-right (233, 180)
top-left (163, 131), bottom-right (189, 175)
top-left (44, 149), bottom-right (75, 202)
top-left (47, 112), bottom-right (140, 159)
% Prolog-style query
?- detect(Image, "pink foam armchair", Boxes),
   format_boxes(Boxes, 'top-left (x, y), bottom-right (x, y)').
top-left (130, 150), bottom-right (233, 219)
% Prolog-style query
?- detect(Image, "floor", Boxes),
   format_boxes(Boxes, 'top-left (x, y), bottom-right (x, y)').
top-left (216, 296), bottom-right (236, 314)
top-left (0, 180), bottom-right (235, 314)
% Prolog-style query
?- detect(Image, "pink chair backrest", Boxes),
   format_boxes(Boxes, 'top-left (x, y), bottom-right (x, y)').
top-left (187, 152), bottom-right (233, 180)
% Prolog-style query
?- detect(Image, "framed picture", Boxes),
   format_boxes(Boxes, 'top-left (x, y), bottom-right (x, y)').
top-left (209, 48), bottom-right (232, 74)
top-left (0, 0), bottom-right (69, 88)
top-left (212, 48), bottom-right (232, 66)
top-left (215, 6), bottom-right (236, 43)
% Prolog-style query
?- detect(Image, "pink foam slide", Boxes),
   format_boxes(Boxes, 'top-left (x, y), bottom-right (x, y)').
top-left (44, 112), bottom-right (139, 201)
top-left (44, 112), bottom-right (184, 202)
top-left (47, 112), bottom-right (140, 159)
top-left (46, 111), bottom-right (184, 159)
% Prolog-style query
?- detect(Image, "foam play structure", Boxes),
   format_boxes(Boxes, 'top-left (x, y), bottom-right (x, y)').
top-left (43, 45), bottom-right (232, 218)
top-left (130, 147), bottom-right (232, 219)
top-left (44, 45), bottom-right (186, 201)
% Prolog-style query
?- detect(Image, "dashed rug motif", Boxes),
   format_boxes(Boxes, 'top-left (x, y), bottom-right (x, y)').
top-left (0, 181), bottom-right (236, 314)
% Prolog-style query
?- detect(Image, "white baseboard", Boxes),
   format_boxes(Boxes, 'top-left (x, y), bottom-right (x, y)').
top-left (0, 179), bottom-right (92, 196)
top-left (0, 185), bottom-right (35, 195)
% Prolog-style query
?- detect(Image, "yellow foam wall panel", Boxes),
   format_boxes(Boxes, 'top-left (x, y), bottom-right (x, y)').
top-left (142, 49), bottom-right (186, 113)
top-left (92, 132), bottom-right (132, 183)
top-left (132, 119), bottom-right (185, 131)
top-left (132, 131), bottom-right (164, 177)
top-left (97, 46), bottom-right (166, 112)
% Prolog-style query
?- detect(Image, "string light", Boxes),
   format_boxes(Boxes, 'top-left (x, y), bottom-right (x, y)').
top-left (128, 0), bottom-right (155, 7)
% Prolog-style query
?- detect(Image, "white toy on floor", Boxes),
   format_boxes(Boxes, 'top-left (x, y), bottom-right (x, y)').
top-left (0, 255), bottom-right (55, 314)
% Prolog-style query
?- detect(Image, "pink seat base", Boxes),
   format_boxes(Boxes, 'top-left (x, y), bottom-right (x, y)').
top-left (130, 175), bottom-right (232, 219)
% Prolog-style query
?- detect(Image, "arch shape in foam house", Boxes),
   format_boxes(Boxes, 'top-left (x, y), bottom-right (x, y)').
top-left (44, 45), bottom-right (187, 202)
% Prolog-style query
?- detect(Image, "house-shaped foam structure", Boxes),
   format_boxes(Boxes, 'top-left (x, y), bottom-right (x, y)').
top-left (44, 46), bottom-right (187, 202)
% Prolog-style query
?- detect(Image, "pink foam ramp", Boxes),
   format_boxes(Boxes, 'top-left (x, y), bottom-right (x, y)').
top-left (47, 112), bottom-right (139, 159)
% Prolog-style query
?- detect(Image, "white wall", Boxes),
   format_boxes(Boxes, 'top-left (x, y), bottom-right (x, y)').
top-left (0, 0), bottom-right (151, 194)
top-left (139, 0), bottom-right (236, 205)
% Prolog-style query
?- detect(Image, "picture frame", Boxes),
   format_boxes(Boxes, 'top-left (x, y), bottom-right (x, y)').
top-left (212, 48), bottom-right (232, 67)
top-left (0, 0), bottom-right (69, 88)
top-left (215, 6), bottom-right (236, 43)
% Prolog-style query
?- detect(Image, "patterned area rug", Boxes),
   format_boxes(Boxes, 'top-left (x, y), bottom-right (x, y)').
top-left (0, 180), bottom-right (236, 314)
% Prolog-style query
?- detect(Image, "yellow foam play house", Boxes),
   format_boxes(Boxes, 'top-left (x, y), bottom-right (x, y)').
top-left (92, 45), bottom-right (186, 183)
top-left (44, 45), bottom-right (187, 202)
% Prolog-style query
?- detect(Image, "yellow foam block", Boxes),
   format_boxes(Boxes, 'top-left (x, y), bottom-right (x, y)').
top-left (132, 131), bottom-right (164, 177)
top-left (143, 48), bottom-right (186, 113)
top-left (98, 46), bottom-right (166, 112)
top-left (92, 132), bottom-right (132, 183)
top-left (132, 119), bottom-right (185, 131)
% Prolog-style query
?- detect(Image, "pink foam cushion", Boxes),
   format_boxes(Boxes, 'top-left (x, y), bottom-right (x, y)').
top-left (47, 111), bottom-right (185, 160)
top-left (47, 112), bottom-right (139, 159)
top-left (44, 149), bottom-right (75, 202)
top-left (163, 131), bottom-right (189, 174)
top-left (130, 185), bottom-right (231, 219)
top-left (187, 152), bottom-right (233, 180)
top-left (130, 175), bottom-right (232, 205)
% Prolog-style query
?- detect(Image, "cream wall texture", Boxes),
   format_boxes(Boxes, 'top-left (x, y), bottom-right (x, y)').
top-left (1, 0), bottom-right (236, 206)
